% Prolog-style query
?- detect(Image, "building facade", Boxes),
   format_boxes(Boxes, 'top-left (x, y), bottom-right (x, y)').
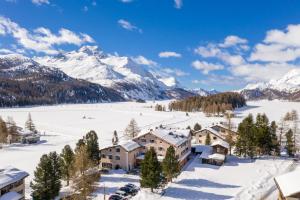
top-left (0, 167), bottom-right (29, 200)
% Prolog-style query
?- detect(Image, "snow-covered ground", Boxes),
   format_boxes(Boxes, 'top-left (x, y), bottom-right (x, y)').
top-left (0, 100), bottom-right (299, 199)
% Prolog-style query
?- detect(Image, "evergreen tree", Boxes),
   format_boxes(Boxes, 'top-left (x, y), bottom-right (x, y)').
top-left (85, 130), bottom-right (100, 166)
top-left (25, 113), bottom-right (36, 132)
top-left (286, 129), bottom-right (294, 157)
top-left (31, 152), bottom-right (62, 200)
top-left (224, 112), bottom-right (234, 155)
top-left (291, 110), bottom-right (298, 152)
top-left (60, 145), bottom-right (75, 186)
top-left (205, 133), bottom-right (211, 145)
top-left (48, 152), bottom-right (62, 197)
top-left (124, 119), bottom-right (140, 139)
top-left (140, 147), bottom-right (162, 192)
top-left (270, 121), bottom-right (280, 156)
top-left (0, 117), bottom-right (8, 144)
top-left (112, 130), bottom-right (119, 145)
top-left (236, 114), bottom-right (256, 158)
top-left (162, 146), bottom-right (179, 182)
top-left (193, 123), bottom-right (201, 131)
top-left (75, 138), bottom-right (85, 152)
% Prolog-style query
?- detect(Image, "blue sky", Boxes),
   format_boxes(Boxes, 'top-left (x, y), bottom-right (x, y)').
top-left (1, 0), bottom-right (300, 91)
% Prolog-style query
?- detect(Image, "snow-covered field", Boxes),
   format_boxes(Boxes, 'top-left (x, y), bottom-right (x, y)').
top-left (0, 100), bottom-right (299, 199)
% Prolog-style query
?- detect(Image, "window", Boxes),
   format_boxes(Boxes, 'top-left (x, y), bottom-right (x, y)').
top-left (109, 155), bottom-right (113, 159)
top-left (102, 163), bottom-right (112, 169)
top-left (141, 139), bottom-right (146, 143)
top-left (158, 147), bottom-right (164, 151)
top-left (115, 156), bottom-right (120, 160)
top-left (199, 140), bottom-right (202, 143)
top-left (213, 137), bottom-right (217, 140)
top-left (116, 148), bottom-right (120, 152)
top-left (109, 148), bottom-right (112, 152)
top-left (199, 135), bottom-right (202, 137)
top-left (150, 139), bottom-right (155, 143)
top-left (101, 154), bottom-right (106, 158)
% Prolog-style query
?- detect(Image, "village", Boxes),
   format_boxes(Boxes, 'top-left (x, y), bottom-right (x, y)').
top-left (0, 102), bottom-right (299, 200)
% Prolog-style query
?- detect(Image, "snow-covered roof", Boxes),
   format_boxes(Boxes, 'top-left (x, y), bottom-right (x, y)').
top-left (275, 169), bottom-right (300, 197)
top-left (0, 191), bottom-right (22, 200)
top-left (211, 140), bottom-right (229, 149)
top-left (192, 144), bottom-right (212, 153)
top-left (201, 128), bottom-right (225, 140)
top-left (0, 166), bottom-right (29, 189)
top-left (147, 128), bottom-right (189, 147)
top-left (209, 153), bottom-right (225, 161)
top-left (119, 140), bottom-right (141, 152)
top-left (211, 124), bottom-right (238, 133)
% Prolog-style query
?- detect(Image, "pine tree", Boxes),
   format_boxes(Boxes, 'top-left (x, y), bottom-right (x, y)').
top-left (291, 110), bottom-right (298, 152)
top-left (60, 145), bottom-right (75, 186)
top-left (75, 138), bottom-right (85, 152)
top-left (286, 129), bottom-right (294, 157)
top-left (162, 146), bottom-right (179, 182)
top-left (112, 130), bottom-right (119, 145)
top-left (124, 119), bottom-right (140, 139)
top-left (25, 113), bottom-right (36, 132)
top-left (31, 154), bottom-right (53, 200)
top-left (205, 133), bottom-right (211, 145)
top-left (140, 147), bottom-right (162, 192)
top-left (48, 152), bottom-right (62, 197)
top-left (270, 121), bottom-right (280, 156)
top-left (31, 152), bottom-right (62, 200)
top-left (0, 117), bottom-right (8, 144)
top-left (85, 130), bottom-right (100, 166)
top-left (193, 123), bottom-right (201, 131)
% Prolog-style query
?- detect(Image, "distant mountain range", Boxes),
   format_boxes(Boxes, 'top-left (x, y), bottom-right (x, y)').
top-left (240, 69), bottom-right (300, 101)
top-left (0, 54), bottom-right (124, 107)
top-left (0, 47), bottom-right (220, 107)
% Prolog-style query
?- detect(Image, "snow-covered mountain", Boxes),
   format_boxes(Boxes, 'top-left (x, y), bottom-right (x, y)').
top-left (0, 53), bottom-right (124, 107)
top-left (34, 46), bottom-right (188, 100)
top-left (240, 69), bottom-right (300, 101)
top-left (189, 88), bottom-right (219, 96)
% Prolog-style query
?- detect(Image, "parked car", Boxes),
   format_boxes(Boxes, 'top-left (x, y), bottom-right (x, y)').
top-left (125, 183), bottom-right (140, 191)
top-left (120, 186), bottom-right (138, 196)
top-left (109, 194), bottom-right (128, 200)
top-left (115, 190), bottom-right (130, 198)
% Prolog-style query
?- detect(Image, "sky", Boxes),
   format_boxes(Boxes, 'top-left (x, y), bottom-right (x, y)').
top-left (1, 0), bottom-right (300, 91)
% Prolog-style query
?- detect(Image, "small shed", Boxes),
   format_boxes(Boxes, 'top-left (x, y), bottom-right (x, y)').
top-left (211, 140), bottom-right (229, 155)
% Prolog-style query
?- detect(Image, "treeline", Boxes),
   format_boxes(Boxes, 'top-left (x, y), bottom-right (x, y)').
top-left (235, 113), bottom-right (280, 158)
top-left (30, 131), bottom-right (100, 200)
top-left (168, 92), bottom-right (246, 115)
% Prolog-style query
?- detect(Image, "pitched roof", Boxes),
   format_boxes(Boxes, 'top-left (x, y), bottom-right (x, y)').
top-left (274, 169), bottom-right (300, 197)
top-left (0, 166), bottom-right (29, 189)
top-left (149, 129), bottom-right (189, 147)
top-left (211, 140), bottom-right (229, 149)
top-left (199, 128), bottom-right (225, 140)
top-left (0, 191), bottom-right (22, 200)
top-left (119, 140), bottom-right (141, 152)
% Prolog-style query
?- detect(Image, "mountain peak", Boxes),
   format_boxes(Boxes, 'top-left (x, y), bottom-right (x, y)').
top-left (78, 45), bottom-right (104, 56)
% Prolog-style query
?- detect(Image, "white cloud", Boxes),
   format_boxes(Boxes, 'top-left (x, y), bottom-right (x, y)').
top-left (250, 24), bottom-right (300, 62)
top-left (230, 62), bottom-right (295, 82)
top-left (193, 74), bottom-right (237, 86)
top-left (83, 6), bottom-right (88, 12)
top-left (158, 51), bottom-right (181, 58)
top-left (174, 0), bottom-right (183, 9)
top-left (162, 68), bottom-right (189, 76)
top-left (132, 55), bottom-right (157, 66)
top-left (191, 60), bottom-right (224, 74)
top-left (31, 0), bottom-right (49, 5)
top-left (118, 19), bottom-right (142, 33)
top-left (0, 16), bottom-right (94, 54)
top-left (194, 44), bottom-right (245, 66)
top-left (219, 35), bottom-right (248, 48)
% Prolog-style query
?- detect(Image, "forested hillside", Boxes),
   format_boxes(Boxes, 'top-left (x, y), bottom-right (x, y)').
top-left (168, 92), bottom-right (246, 115)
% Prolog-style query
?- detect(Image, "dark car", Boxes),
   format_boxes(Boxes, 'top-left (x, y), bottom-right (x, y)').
top-left (120, 186), bottom-right (138, 196)
top-left (109, 194), bottom-right (127, 200)
top-left (125, 183), bottom-right (140, 191)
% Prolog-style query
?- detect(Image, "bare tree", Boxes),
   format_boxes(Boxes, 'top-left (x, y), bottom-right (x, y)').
top-left (124, 119), bottom-right (140, 139)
